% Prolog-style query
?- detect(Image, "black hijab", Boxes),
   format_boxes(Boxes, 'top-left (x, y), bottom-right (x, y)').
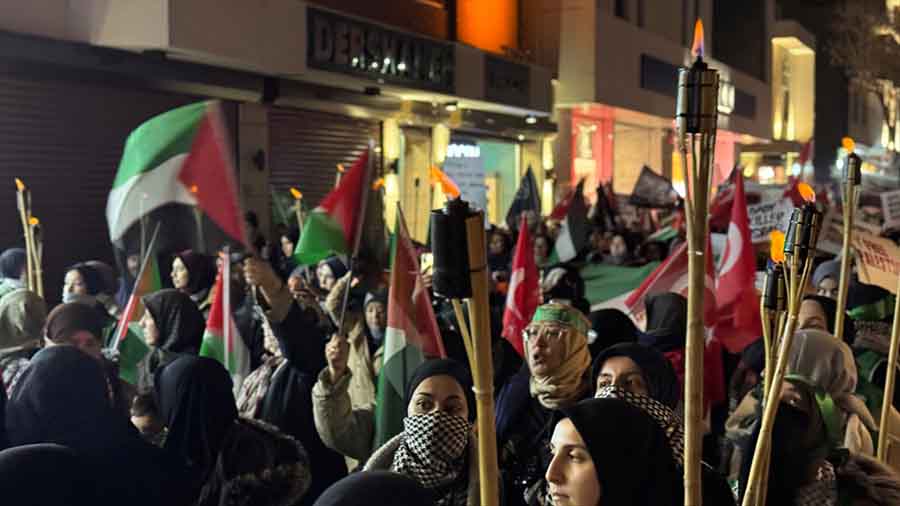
top-left (640, 292), bottom-right (687, 351)
top-left (591, 343), bottom-right (680, 409)
top-left (587, 309), bottom-right (638, 357)
top-left (404, 358), bottom-right (475, 422)
top-left (44, 302), bottom-right (105, 345)
top-left (0, 248), bottom-right (25, 280)
top-left (155, 355), bottom-right (238, 489)
top-left (0, 444), bottom-right (89, 506)
top-left (143, 288), bottom-right (205, 353)
top-left (176, 250), bottom-right (216, 295)
top-left (557, 398), bottom-right (680, 506)
top-left (314, 471), bottom-right (436, 506)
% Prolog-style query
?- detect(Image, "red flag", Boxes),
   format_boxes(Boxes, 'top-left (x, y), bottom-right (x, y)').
top-left (502, 215), bottom-right (540, 357)
top-left (177, 103), bottom-right (247, 247)
top-left (549, 186), bottom-right (576, 221)
top-left (624, 240), bottom-right (716, 325)
top-left (715, 173), bottom-right (761, 352)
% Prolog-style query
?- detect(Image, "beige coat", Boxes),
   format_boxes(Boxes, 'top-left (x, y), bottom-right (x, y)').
top-left (325, 273), bottom-right (379, 411)
top-left (312, 367), bottom-right (376, 464)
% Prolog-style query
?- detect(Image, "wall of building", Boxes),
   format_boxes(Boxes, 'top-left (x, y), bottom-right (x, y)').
top-left (771, 40), bottom-right (815, 142)
top-left (308, 0), bottom-right (449, 40)
top-left (457, 0), bottom-right (518, 54)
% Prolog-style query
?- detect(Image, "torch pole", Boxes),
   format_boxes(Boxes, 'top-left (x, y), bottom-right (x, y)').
top-left (463, 210), bottom-right (499, 506)
top-left (835, 154), bottom-right (859, 342)
top-left (15, 182), bottom-right (34, 291)
top-left (877, 273), bottom-right (900, 463)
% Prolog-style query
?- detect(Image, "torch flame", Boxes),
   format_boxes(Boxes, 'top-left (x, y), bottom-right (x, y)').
top-left (691, 18), bottom-right (705, 58)
top-left (336, 164), bottom-right (346, 174)
top-left (372, 178), bottom-right (386, 191)
top-left (842, 136), bottom-right (855, 152)
top-left (190, 185), bottom-right (199, 194)
top-left (28, 217), bottom-right (39, 226)
top-left (770, 231), bottom-right (785, 263)
top-left (14, 178), bottom-right (24, 192)
top-left (797, 182), bottom-right (815, 203)
top-left (290, 187), bottom-right (303, 200)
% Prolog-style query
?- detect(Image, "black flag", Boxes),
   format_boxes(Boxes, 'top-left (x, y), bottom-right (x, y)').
top-left (628, 166), bottom-right (679, 209)
top-left (505, 166), bottom-right (541, 231)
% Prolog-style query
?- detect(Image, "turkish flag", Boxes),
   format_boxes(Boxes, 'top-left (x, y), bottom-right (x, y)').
top-left (502, 215), bottom-right (541, 357)
top-left (715, 172), bottom-right (761, 352)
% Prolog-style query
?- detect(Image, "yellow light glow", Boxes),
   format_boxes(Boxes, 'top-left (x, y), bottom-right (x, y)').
top-left (290, 187), bottom-right (302, 200)
top-left (371, 178), bottom-right (385, 191)
top-left (691, 19), bottom-right (705, 58)
top-left (14, 178), bottom-right (24, 191)
top-left (28, 217), bottom-right (39, 226)
top-left (190, 185), bottom-right (199, 194)
top-left (770, 231), bottom-right (785, 263)
top-left (842, 136), bottom-right (855, 152)
top-left (797, 182), bottom-right (815, 202)
top-left (336, 164), bottom-right (346, 174)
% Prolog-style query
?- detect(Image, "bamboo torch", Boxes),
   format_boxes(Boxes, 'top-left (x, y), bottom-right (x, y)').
top-left (430, 199), bottom-right (499, 506)
top-left (675, 19), bottom-right (719, 506)
top-left (742, 184), bottom-right (822, 506)
top-left (14, 179), bottom-right (35, 291)
top-left (877, 273), bottom-right (900, 463)
top-left (29, 216), bottom-right (43, 298)
top-left (335, 163), bottom-right (346, 188)
top-left (290, 187), bottom-right (304, 235)
top-left (835, 138), bottom-right (861, 342)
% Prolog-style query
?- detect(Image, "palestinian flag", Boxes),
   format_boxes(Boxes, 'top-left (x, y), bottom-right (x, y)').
top-left (112, 232), bottom-right (163, 385)
top-left (294, 150), bottom-right (371, 265)
top-left (374, 208), bottom-right (445, 447)
top-left (581, 261), bottom-right (661, 312)
top-left (200, 255), bottom-right (250, 394)
top-left (554, 178), bottom-right (588, 263)
top-left (106, 101), bottom-right (247, 254)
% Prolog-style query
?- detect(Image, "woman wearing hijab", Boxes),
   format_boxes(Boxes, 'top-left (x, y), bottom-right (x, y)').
top-left (591, 345), bottom-right (735, 505)
top-left (278, 226), bottom-right (301, 280)
top-left (546, 397), bottom-right (680, 506)
top-left (738, 377), bottom-right (900, 505)
top-left (154, 355), bottom-right (311, 506)
top-left (494, 302), bottom-right (592, 506)
top-left (363, 359), bottom-right (479, 506)
top-left (136, 288), bottom-right (205, 393)
top-left (172, 250), bottom-right (217, 316)
top-left (243, 257), bottom-right (349, 504)
top-left (0, 248), bottom-right (26, 301)
top-left (0, 289), bottom-right (46, 395)
top-left (799, 294), bottom-right (855, 345)
top-left (0, 444), bottom-right (91, 505)
top-left (314, 471), bottom-right (435, 506)
top-left (848, 277), bottom-right (900, 413)
top-left (586, 309), bottom-right (638, 360)
top-left (317, 256), bottom-right (348, 296)
top-left (811, 258), bottom-right (841, 299)
top-left (63, 262), bottom-right (118, 344)
top-left (5, 346), bottom-right (192, 506)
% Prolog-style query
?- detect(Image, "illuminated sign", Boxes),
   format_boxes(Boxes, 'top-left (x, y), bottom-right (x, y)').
top-left (446, 143), bottom-right (481, 158)
top-left (718, 81), bottom-right (735, 115)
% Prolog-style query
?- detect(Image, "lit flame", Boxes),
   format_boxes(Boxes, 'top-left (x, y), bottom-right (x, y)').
top-left (842, 136), bottom-right (855, 152)
top-left (28, 217), bottom-right (39, 226)
top-left (797, 182), bottom-right (815, 203)
top-left (14, 178), bottom-right (24, 192)
top-left (290, 187), bottom-right (303, 200)
top-left (691, 18), bottom-right (705, 58)
top-left (372, 178), bottom-right (386, 191)
top-left (770, 231), bottom-right (785, 263)
top-left (336, 164), bottom-right (346, 174)
top-left (429, 166), bottom-right (461, 198)
top-left (190, 185), bottom-right (199, 194)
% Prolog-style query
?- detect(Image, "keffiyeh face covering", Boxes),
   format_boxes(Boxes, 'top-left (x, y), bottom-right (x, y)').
top-left (392, 411), bottom-right (471, 492)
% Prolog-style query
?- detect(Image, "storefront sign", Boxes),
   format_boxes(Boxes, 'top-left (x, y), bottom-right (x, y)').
top-left (852, 230), bottom-right (900, 294)
top-left (747, 198), bottom-right (792, 244)
top-left (485, 55), bottom-right (530, 108)
top-left (443, 137), bottom-right (486, 212)
top-left (307, 7), bottom-right (454, 93)
top-left (881, 189), bottom-right (900, 230)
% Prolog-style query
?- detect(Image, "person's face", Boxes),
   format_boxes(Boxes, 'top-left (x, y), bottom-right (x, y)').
top-left (317, 263), bottom-right (336, 292)
top-left (595, 356), bottom-right (649, 397)
top-left (64, 330), bottom-right (103, 360)
top-left (589, 230), bottom-right (606, 252)
top-left (281, 235), bottom-right (295, 259)
top-left (366, 301), bottom-right (387, 331)
top-left (64, 270), bottom-right (88, 296)
top-left (609, 235), bottom-right (627, 258)
top-left (546, 418), bottom-right (602, 506)
top-left (489, 233), bottom-right (506, 256)
top-left (534, 237), bottom-right (550, 261)
top-left (407, 374), bottom-right (469, 420)
top-left (287, 275), bottom-right (305, 297)
top-left (126, 254), bottom-right (141, 278)
top-left (140, 310), bottom-right (160, 347)
top-left (816, 277), bottom-right (838, 299)
top-left (779, 381), bottom-right (813, 414)
top-left (798, 299), bottom-right (829, 332)
top-left (171, 257), bottom-right (190, 290)
top-left (230, 261), bottom-right (247, 291)
top-left (524, 322), bottom-right (568, 376)
top-left (131, 414), bottom-right (163, 436)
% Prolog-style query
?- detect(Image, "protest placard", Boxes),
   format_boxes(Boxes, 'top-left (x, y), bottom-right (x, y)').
top-left (747, 198), bottom-right (792, 243)
top-left (882, 189), bottom-right (900, 230)
top-left (852, 230), bottom-right (900, 294)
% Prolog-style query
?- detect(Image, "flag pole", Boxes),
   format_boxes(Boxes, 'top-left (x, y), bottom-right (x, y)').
top-left (223, 245), bottom-right (232, 380)
top-left (877, 272), bottom-right (900, 463)
top-left (338, 143), bottom-right (376, 331)
top-left (835, 148), bottom-right (861, 342)
top-left (112, 223), bottom-right (161, 350)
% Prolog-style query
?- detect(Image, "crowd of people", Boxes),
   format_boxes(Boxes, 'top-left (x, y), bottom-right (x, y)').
top-left (1, 195), bottom-right (900, 506)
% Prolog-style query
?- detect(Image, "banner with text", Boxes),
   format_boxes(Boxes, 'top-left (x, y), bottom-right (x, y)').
top-left (882, 189), bottom-right (900, 230)
top-left (852, 230), bottom-right (900, 294)
top-left (747, 198), bottom-right (792, 243)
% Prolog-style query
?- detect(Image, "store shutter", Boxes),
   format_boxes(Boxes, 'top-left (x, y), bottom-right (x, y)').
top-left (268, 107), bottom-right (385, 266)
top-left (0, 72), bottom-right (224, 304)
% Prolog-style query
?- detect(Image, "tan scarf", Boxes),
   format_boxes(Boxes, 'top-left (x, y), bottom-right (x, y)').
top-left (236, 319), bottom-right (285, 418)
top-left (528, 331), bottom-right (591, 409)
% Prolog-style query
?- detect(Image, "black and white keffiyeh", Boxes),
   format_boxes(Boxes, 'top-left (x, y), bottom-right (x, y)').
top-left (391, 411), bottom-right (470, 506)
top-left (596, 385), bottom-right (685, 468)
top-left (795, 460), bottom-right (838, 506)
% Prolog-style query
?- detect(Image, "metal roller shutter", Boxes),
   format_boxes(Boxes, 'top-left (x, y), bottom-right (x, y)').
top-left (0, 72), bottom-right (219, 304)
